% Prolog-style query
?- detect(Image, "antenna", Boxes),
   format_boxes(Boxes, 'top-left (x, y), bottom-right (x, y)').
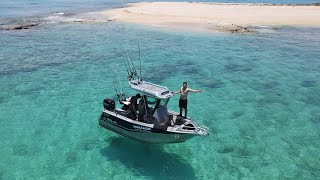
top-left (138, 42), bottom-right (142, 81)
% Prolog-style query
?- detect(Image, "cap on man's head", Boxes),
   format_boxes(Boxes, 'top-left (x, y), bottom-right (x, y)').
top-left (136, 93), bottom-right (141, 98)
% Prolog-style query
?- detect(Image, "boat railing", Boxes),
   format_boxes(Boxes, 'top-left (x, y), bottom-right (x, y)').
top-left (196, 126), bottom-right (210, 136)
top-left (191, 121), bottom-right (209, 136)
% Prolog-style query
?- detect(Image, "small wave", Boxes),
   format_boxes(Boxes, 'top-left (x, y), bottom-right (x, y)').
top-left (43, 12), bottom-right (113, 24)
top-left (53, 12), bottom-right (64, 15)
top-left (249, 25), bottom-right (279, 33)
top-left (251, 25), bottom-right (272, 29)
top-left (44, 12), bottom-right (87, 23)
top-left (43, 15), bottom-right (84, 24)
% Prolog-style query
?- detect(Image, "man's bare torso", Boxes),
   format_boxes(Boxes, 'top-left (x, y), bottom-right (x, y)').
top-left (180, 87), bottom-right (190, 100)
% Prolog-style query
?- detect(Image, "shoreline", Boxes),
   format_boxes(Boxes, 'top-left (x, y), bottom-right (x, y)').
top-left (1, 2), bottom-right (320, 32)
top-left (101, 2), bottom-right (320, 33)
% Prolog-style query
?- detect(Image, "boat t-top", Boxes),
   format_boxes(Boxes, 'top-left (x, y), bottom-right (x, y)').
top-left (99, 49), bottom-right (209, 144)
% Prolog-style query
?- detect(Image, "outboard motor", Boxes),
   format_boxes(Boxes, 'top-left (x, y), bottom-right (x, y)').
top-left (103, 99), bottom-right (115, 111)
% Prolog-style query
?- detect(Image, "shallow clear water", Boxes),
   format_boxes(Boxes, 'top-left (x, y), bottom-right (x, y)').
top-left (1, 22), bottom-right (320, 179)
top-left (1, 0), bottom-right (320, 179)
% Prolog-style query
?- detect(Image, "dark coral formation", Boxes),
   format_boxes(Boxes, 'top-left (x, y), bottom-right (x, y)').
top-left (224, 64), bottom-right (252, 72)
top-left (198, 78), bottom-right (224, 88)
top-left (300, 80), bottom-right (318, 87)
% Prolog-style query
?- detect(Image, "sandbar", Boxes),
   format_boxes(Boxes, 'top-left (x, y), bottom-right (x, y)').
top-left (101, 2), bottom-right (320, 33)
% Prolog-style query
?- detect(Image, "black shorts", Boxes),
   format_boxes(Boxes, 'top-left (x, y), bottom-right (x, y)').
top-left (179, 99), bottom-right (188, 109)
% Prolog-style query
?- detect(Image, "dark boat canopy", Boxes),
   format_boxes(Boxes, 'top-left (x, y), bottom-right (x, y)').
top-left (129, 80), bottom-right (174, 99)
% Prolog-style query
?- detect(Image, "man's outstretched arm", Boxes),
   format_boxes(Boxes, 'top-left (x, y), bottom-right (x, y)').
top-left (174, 89), bottom-right (181, 95)
top-left (189, 88), bottom-right (202, 93)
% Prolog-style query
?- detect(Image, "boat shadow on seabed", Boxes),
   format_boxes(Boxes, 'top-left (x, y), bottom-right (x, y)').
top-left (100, 136), bottom-right (196, 179)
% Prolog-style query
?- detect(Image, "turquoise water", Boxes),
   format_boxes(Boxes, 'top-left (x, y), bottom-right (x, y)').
top-left (1, 0), bottom-right (320, 179)
top-left (1, 22), bottom-right (320, 179)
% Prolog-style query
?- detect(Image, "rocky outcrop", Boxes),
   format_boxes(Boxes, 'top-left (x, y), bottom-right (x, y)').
top-left (0, 16), bottom-right (115, 31)
top-left (206, 21), bottom-right (252, 33)
top-left (0, 23), bottom-right (39, 30)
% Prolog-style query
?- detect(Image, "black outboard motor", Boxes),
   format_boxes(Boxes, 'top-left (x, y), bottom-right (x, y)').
top-left (103, 99), bottom-right (115, 111)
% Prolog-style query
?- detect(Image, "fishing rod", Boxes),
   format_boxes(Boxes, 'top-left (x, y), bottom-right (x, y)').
top-left (123, 53), bottom-right (135, 80)
top-left (111, 66), bottom-right (121, 97)
top-left (112, 78), bottom-right (120, 100)
top-left (138, 41), bottom-right (142, 81)
top-left (122, 55), bottom-right (131, 77)
top-left (125, 49), bottom-right (139, 79)
top-left (111, 65), bottom-right (126, 102)
top-left (122, 51), bottom-right (137, 81)
top-left (116, 67), bottom-right (126, 101)
top-left (122, 45), bottom-right (134, 75)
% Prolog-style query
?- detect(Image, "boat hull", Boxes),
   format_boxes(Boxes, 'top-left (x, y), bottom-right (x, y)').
top-left (99, 112), bottom-right (195, 144)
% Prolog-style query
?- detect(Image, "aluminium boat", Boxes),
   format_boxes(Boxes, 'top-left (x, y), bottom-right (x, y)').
top-left (98, 50), bottom-right (209, 144)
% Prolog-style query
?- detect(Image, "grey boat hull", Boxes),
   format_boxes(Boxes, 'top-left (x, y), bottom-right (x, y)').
top-left (99, 111), bottom-right (200, 144)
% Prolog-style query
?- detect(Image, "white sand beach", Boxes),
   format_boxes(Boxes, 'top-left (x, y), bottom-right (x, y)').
top-left (102, 2), bottom-right (320, 32)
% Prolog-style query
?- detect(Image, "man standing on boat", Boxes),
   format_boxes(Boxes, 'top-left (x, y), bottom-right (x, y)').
top-left (129, 93), bottom-right (141, 120)
top-left (175, 82), bottom-right (202, 118)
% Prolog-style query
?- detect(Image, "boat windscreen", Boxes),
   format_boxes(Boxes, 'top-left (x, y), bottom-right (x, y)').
top-left (145, 96), bottom-right (170, 115)
top-left (159, 98), bottom-right (170, 107)
top-left (146, 96), bottom-right (158, 114)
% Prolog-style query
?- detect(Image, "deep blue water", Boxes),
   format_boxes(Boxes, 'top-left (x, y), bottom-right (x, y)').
top-left (1, 0), bottom-right (320, 179)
